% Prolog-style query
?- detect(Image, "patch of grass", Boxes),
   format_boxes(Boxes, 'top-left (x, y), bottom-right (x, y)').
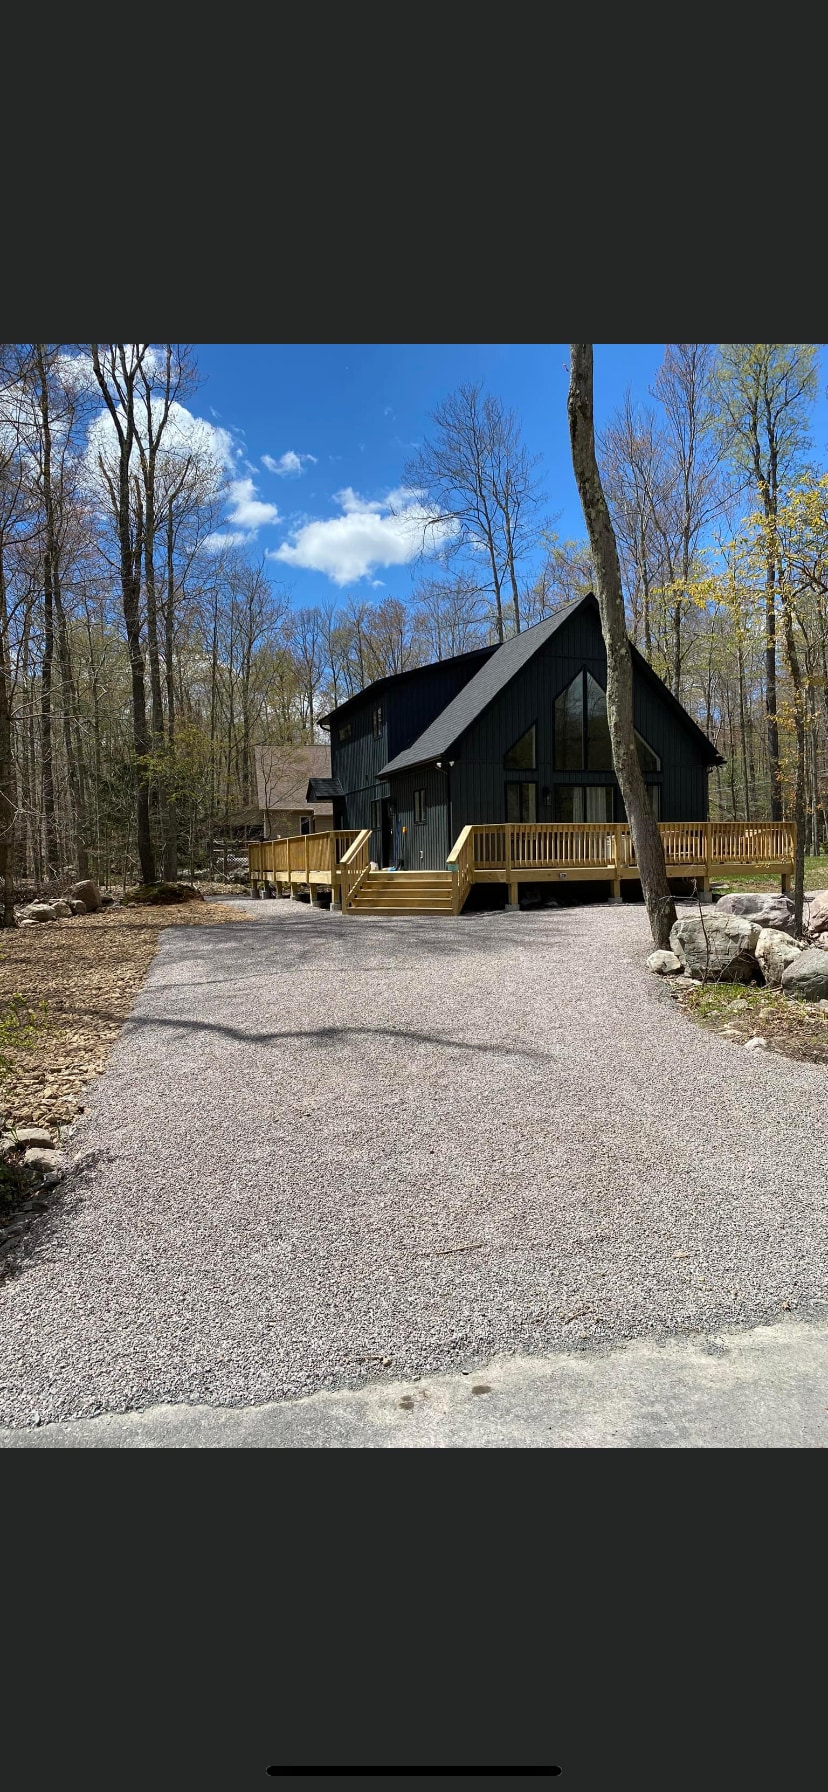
top-left (712, 853), bottom-right (828, 896)
top-left (676, 980), bottom-right (828, 1066)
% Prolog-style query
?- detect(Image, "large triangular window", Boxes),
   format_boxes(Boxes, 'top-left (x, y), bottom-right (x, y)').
top-left (504, 723), bottom-right (536, 770)
top-left (555, 669), bottom-right (661, 774)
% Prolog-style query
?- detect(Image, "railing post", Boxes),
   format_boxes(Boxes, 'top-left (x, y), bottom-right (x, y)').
top-left (610, 823), bottom-right (622, 903)
top-left (702, 821), bottom-right (712, 899)
top-left (505, 824), bottom-right (518, 907)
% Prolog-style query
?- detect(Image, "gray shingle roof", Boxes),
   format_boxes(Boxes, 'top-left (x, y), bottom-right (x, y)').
top-left (379, 600), bottom-right (580, 776)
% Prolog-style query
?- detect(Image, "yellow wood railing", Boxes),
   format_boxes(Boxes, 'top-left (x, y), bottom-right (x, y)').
top-left (461, 821), bottom-right (796, 876)
top-left (339, 830), bottom-right (372, 913)
top-left (248, 830), bottom-right (359, 890)
top-left (447, 824), bottom-right (475, 914)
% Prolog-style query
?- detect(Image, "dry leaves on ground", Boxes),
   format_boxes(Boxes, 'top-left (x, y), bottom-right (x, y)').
top-left (675, 982), bottom-right (828, 1066)
top-left (0, 903), bottom-right (248, 1136)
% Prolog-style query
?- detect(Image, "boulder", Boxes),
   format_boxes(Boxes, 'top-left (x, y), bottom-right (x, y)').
top-left (69, 878), bottom-right (102, 912)
top-left (49, 900), bottom-right (73, 919)
top-left (669, 914), bottom-right (760, 983)
top-left (99, 893), bottom-right (116, 906)
top-left (20, 902), bottom-right (62, 923)
top-left (2, 1126), bottom-right (53, 1149)
top-left (781, 947), bottom-right (828, 1002)
top-left (803, 890), bottom-right (828, 939)
top-left (714, 891), bottom-right (795, 935)
top-left (22, 1147), bottom-right (66, 1174)
top-left (754, 928), bottom-right (803, 988)
top-left (647, 949), bottom-right (683, 975)
top-left (68, 898), bottom-right (88, 916)
top-left (121, 881), bottom-right (206, 906)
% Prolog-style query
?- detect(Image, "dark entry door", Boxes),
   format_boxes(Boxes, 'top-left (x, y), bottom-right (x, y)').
top-left (381, 799), bottom-right (393, 866)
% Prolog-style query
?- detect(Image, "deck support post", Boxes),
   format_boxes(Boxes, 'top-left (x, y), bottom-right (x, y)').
top-left (507, 879), bottom-right (519, 907)
top-left (781, 872), bottom-right (791, 895)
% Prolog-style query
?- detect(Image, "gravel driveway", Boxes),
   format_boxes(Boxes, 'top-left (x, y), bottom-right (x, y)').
top-left (2, 899), bottom-right (826, 1427)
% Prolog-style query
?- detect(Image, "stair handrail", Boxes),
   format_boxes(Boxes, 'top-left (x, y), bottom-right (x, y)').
top-left (338, 829), bottom-right (372, 913)
top-left (446, 824), bottom-right (474, 914)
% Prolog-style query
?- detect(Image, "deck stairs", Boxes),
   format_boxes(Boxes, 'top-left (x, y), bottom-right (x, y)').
top-left (346, 869), bottom-right (455, 916)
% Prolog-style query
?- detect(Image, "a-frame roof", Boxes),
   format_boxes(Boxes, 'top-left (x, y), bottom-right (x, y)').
top-left (379, 592), bottom-right (723, 775)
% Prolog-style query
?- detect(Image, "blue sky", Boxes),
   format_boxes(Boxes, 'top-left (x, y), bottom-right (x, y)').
top-left (192, 345), bottom-right (828, 609)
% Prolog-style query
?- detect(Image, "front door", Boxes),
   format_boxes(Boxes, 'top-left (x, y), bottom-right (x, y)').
top-left (381, 799), bottom-right (393, 867)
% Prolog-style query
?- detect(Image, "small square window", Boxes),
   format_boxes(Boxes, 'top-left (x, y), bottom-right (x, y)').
top-left (414, 789), bottom-right (426, 824)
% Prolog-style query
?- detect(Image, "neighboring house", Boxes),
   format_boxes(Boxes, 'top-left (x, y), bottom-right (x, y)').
top-left (252, 742), bottom-right (335, 838)
top-left (318, 593), bottom-right (723, 870)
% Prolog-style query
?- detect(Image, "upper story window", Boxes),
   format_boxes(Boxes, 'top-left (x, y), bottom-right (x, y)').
top-left (372, 704), bottom-right (383, 738)
top-left (504, 723), bottom-right (536, 770)
top-left (554, 673), bottom-right (584, 770)
top-left (338, 720), bottom-right (352, 743)
top-left (414, 788), bottom-right (426, 824)
top-left (555, 670), bottom-right (661, 774)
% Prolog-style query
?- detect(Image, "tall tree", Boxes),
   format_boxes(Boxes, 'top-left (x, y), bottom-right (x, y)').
top-left (715, 344), bottom-right (818, 820)
top-left (568, 345), bottom-right (677, 950)
top-left (90, 343), bottom-right (156, 884)
top-left (404, 382), bottom-right (544, 643)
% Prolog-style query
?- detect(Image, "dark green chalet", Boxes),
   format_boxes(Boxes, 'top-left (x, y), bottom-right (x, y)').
top-left (313, 593), bottom-right (722, 872)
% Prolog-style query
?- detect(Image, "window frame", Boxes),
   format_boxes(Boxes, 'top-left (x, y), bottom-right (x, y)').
top-left (338, 719), bottom-right (352, 743)
top-left (504, 722), bottom-right (537, 771)
top-left (505, 781), bottom-right (538, 823)
top-left (413, 788), bottom-right (427, 825)
top-left (372, 703), bottom-right (383, 739)
top-left (555, 669), bottom-right (662, 775)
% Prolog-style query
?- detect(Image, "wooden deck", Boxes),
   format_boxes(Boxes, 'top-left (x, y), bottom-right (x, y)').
top-left (248, 822), bottom-right (796, 916)
top-left (248, 831), bottom-right (359, 904)
top-left (448, 821), bottom-right (796, 910)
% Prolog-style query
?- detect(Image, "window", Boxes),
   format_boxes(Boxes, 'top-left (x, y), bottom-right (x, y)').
top-left (635, 729), bottom-right (661, 773)
top-left (504, 723), bottom-right (536, 770)
top-left (554, 786), bottom-right (614, 823)
top-left (372, 704), bottom-right (383, 738)
top-left (339, 720), bottom-right (352, 743)
top-left (586, 672), bottom-right (613, 770)
top-left (300, 816), bottom-right (312, 835)
top-left (506, 782), bottom-right (537, 822)
top-left (371, 798), bottom-right (382, 835)
top-left (414, 789), bottom-right (426, 824)
top-left (554, 673), bottom-right (584, 770)
top-left (557, 670), bottom-right (661, 777)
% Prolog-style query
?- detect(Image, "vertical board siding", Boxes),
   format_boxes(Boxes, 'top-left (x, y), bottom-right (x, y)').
top-left (328, 650), bottom-right (492, 857)
top-left (332, 610), bottom-right (712, 870)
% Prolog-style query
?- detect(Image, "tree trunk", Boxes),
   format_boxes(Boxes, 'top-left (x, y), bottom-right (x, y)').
top-left (163, 504), bottom-right (178, 881)
top-left (54, 589), bottom-right (89, 877)
top-left (90, 347), bottom-right (155, 886)
top-left (568, 345), bottom-right (677, 950)
top-left (0, 542), bottom-right (17, 925)
top-left (778, 589), bottom-right (806, 936)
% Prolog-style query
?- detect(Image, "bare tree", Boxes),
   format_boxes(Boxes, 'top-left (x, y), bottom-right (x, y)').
top-left (90, 343), bottom-right (156, 885)
top-left (404, 382), bottom-right (545, 643)
top-left (568, 345), bottom-right (677, 950)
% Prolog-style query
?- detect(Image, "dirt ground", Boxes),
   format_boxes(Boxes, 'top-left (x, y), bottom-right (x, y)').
top-left (0, 901), bottom-right (248, 1138)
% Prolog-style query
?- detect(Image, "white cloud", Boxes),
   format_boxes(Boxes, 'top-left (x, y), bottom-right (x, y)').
top-left (262, 449), bottom-right (317, 477)
top-left (269, 486), bottom-right (457, 586)
top-left (226, 477), bottom-right (280, 530)
top-left (85, 397), bottom-right (237, 494)
top-left (203, 530), bottom-right (250, 554)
